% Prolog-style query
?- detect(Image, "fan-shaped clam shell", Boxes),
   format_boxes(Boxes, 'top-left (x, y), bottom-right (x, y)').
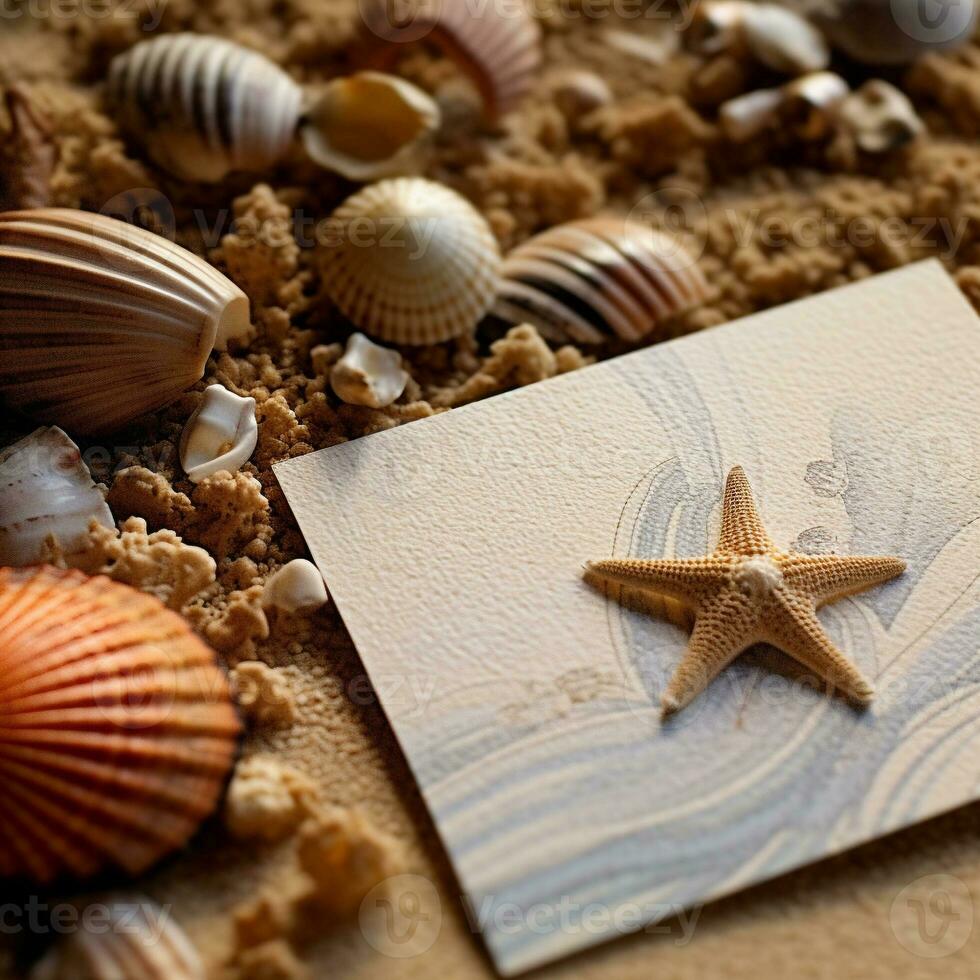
top-left (31, 896), bottom-right (204, 980)
top-left (359, 0), bottom-right (542, 119)
top-left (493, 217), bottom-right (710, 344)
top-left (300, 72), bottom-right (440, 182)
top-left (179, 384), bottom-right (257, 484)
top-left (0, 566), bottom-right (241, 882)
top-left (0, 426), bottom-right (113, 567)
top-left (107, 33), bottom-right (304, 182)
top-left (0, 208), bottom-right (251, 434)
top-left (320, 178), bottom-right (501, 345)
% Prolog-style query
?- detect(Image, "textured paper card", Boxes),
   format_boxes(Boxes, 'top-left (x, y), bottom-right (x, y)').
top-left (275, 262), bottom-right (980, 975)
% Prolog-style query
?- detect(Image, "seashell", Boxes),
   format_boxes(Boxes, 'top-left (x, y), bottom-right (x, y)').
top-left (815, 0), bottom-right (977, 65)
top-left (0, 566), bottom-right (241, 882)
top-left (300, 72), bottom-right (440, 182)
top-left (359, 0), bottom-right (542, 120)
top-left (0, 208), bottom-right (251, 435)
top-left (261, 559), bottom-right (328, 614)
top-left (686, 0), bottom-right (750, 55)
top-left (0, 426), bottom-right (113, 567)
top-left (492, 217), bottom-right (710, 344)
top-left (179, 384), bottom-right (257, 484)
top-left (741, 3), bottom-right (829, 75)
top-left (330, 332), bottom-right (409, 408)
top-left (320, 178), bottom-right (501, 345)
top-left (837, 79), bottom-right (924, 152)
top-left (544, 69), bottom-right (613, 121)
top-left (602, 27), bottom-right (680, 66)
top-left (30, 895), bottom-right (204, 980)
top-left (782, 71), bottom-right (850, 139)
top-left (719, 86), bottom-right (785, 142)
top-left (107, 33), bottom-right (304, 183)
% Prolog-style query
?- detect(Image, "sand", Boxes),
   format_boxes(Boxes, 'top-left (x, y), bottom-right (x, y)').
top-left (2, 3), bottom-right (980, 977)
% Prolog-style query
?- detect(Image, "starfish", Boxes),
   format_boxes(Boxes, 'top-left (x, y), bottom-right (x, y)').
top-left (586, 466), bottom-right (905, 714)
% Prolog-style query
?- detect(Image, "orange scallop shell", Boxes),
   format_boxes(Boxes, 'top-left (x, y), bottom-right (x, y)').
top-left (359, 0), bottom-right (542, 119)
top-left (493, 217), bottom-right (711, 344)
top-left (0, 566), bottom-right (241, 883)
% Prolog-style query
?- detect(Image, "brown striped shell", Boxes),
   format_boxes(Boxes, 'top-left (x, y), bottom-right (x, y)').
top-left (107, 33), bottom-right (304, 182)
top-left (320, 178), bottom-right (501, 345)
top-left (359, 0), bottom-right (542, 119)
top-left (0, 566), bottom-right (241, 883)
top-left (0, 208), bottom-right (251, 434)
top-left (492, 217), bottom-right (710, 344)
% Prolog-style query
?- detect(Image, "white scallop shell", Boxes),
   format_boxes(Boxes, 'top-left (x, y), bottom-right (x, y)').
top-left (30, 896), bottom-right (204, 980)
top-left (330, 332), bottom-right (409, 408)
top-left (320, 178), bottom-right (501, 345)
top-left (0, 209), bottom-right (251, 434)
top-left (300, 72), bottom-right (441, 182)
top-left (493, 217), bottom-right (710, 344)
top-left (179, 384), bottom-right (257, 483)
top-left (0, 426), bottom-right (113, 566)
top-left (107, 33), bottom-right (304, 182)
top-left (262, 559), bottom-right (328, 614)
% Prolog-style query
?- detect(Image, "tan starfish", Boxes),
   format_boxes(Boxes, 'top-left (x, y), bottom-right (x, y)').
top-left (586, 466), bottom-right (905, 714)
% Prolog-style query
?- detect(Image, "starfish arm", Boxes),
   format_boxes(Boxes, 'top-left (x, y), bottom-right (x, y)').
top-left (585, 557), bottom-right (732, 605)
top-left (781, 554), bottom-right (906, 605)
top-left (661, 593), bottom-right (759, 713)
top-left (718, 466), bottom-right (773, 556)
top-left (763, 592), bottom-right (875, 703)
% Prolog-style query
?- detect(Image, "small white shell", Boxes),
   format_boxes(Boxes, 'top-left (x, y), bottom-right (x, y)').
top-left (300, 72), bottom-right (440, 182)
top-left (108, 33), bottom-right (304, 182)
top-left (0, 209), bottom-right (251, 434)
top-left (320, 178), bottom-right (501, 345)
top-left (687, 0), bottom-right (748, 54)
top-left (493, 217), bottom-right (710, 344)
top-left (783, 71), bottom-right (850, 138)
top-left (837, 79), bottom-right (925, 152)
top-left (330, 332), bottom-right (409, 408)
top-left (544, 69), bottom-right (613, 121)
top-left (179, 384), bottom-right (257, 484)
top-left (30, 896), bottom-right (204, 980)
top-left (719, 86), bottom-right (785, 142)
top-left (262, 559), bottom-right (328, 614)
top-left (0, 426), bottom-right (113, 566)
top-left (742, 4), bottom-right (829, 75)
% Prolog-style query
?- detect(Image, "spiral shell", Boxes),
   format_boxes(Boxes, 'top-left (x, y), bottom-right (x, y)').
top-left (359, 0), bottom-right (542, 119)
top-left (493, 217), bottom-right (710, 344)
top-left (0, 566), bottom-right (241, 882)
top-left (107, 33), bottom-right (304, 182)
top-left (0, 208), bottom-right (251, 434)
top-left (320, 178), bottom-right (501, 345)
top-left (31, 896), bottom-right (204, 980)
top-left (0, 426), bottom-right (114, 567)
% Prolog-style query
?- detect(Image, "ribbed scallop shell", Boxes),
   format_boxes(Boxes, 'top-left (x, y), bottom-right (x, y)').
top-left (31, 896), bottom-right (204, 980)
top-left (320, 178), bottom-right (501, 345)
top-left (492, 217), bottom-right (710, 344)
top-left (0, 566), bottom-right (241, 883)
top-left (359, 0), bottom-right (542, 119)
top-left (107, 33), bottom-right (304, 182)
top-left (0, 208), bottom-right (251, 435)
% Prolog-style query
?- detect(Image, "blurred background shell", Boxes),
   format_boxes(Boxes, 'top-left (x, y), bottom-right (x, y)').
top-left (107, 33), bottom-right (304, 182)
top-left (359, 0), bottom-right (542, 119)
top-left (0, 209), bottom-right (251, 435)
top-left (492, 217), bottom-right (710, 344)
top-left (0, 566), bottom-right (241, 883)
top-left (0, 426), bottom-right (113, 567)
top-left (30, 896), bottom-right (204, 980)
top-left (320, 178), bottom-right (501, 345)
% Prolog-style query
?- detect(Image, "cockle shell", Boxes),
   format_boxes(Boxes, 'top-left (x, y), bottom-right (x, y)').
top-left (261, 559), bottom-right (328, 614)
top-left (30, 896), bottom-right (204, 980)
top-left (330, 332), bottom-right (409, 408)
top-left (179, 385), bottom-right (257, 484)
top-left (320, 178), bottom-right (501, 345)
top-left (0, 426), bottom-right (113, 567)
top-left (0, 566), bottom-right (241, 882)
top-left (492, 217), bottom-right (710, 344)
top-left (300, 72), bottom-right (441, 182)
top-left (359, 0), bottom-right (542, 119)
top-left (0, 209), bottom-right (251, 434)
top-left (107, 33), bottom-right (304, 183)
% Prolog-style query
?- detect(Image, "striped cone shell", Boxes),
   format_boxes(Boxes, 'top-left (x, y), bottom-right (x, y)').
top-left (493, 217), bottom-right (710, 344)
top-left (0, 566), bottom-right (241, 883)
